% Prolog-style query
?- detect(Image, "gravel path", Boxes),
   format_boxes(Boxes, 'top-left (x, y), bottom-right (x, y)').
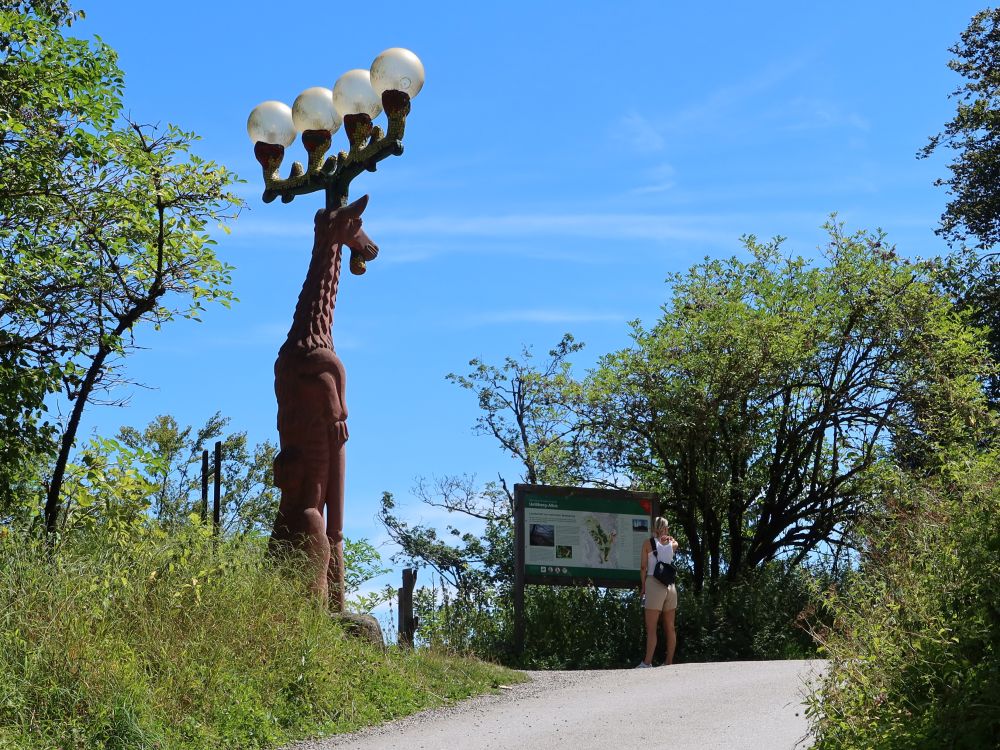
top-left (283, 659), bottom-right (824, 750)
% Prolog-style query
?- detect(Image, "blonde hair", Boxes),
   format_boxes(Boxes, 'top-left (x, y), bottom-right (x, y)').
top-left (653, 517), bottom-right (669, 535)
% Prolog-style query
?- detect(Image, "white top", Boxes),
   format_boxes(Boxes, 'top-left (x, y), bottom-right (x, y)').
top-left (646, 538), bottom-right (675, 574)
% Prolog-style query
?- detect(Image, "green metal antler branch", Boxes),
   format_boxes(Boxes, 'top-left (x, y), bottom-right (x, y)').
top-left (253, 90), bottom-right (411, 210)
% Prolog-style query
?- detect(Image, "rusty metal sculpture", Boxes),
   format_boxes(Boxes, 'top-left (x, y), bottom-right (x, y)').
top-left (248, 50), bottom-right (422, 609)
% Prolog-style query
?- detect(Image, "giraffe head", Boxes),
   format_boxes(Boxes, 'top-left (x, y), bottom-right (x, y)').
top-left (315, 194), bottom-right (379, 275)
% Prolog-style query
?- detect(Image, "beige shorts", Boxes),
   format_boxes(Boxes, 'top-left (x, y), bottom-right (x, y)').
top-left (645, 575), bottom-right (678, 612)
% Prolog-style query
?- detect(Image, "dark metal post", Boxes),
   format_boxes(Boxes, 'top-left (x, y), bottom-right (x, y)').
top-left (200, 449), bottom-right (209, 522)
top-left (397, 567), bottom-right (418, 647)
top-left (212, 440), bottom-right (222, 535)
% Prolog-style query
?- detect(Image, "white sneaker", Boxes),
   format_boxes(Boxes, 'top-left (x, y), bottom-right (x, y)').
top-left (635, 661), bottom-right (653, 669)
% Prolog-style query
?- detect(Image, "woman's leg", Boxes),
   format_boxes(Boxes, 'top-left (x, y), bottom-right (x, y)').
top-left (643, 606), bottom-right (661, 665)
top-left (661, 607), bottom-right (677, 665)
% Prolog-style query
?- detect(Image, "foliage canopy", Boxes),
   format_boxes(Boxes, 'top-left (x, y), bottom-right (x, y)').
top-left (586, 223), bottom-right (990, 590)
top-left (0, 7), bottom-right (242, 526)
top-left (920, 7), bottom-right (1000, 250)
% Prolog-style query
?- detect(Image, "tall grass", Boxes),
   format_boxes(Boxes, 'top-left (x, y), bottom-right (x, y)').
top-left (0, 525), bottom-right (521, 750)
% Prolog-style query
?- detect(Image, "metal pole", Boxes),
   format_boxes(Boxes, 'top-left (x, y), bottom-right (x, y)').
top-left (200, 449), bottom-right (209, 522)
top-left (212, 440), bottom-right (222, 535)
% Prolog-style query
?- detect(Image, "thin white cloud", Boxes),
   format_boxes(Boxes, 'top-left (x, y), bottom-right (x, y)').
top-left (152, 322), bottom-right (368, 353)
top-left (629, 162), bottom-right (677, 195)
top-left (630, 182), bottom-right (677, 196)
top-left (617, 111), bottom-right (667, 152)
top-left (462, 309), bottom-right (626, 327)
top-left (228, 209), bottom-right (852, 263)
top-left (372, 213), bottom-right (736, 244)
top-left (775, 98), bottom-right (871, 133)
top-left (379, 249), bottom-right (437, 264)
top-left (229, 211), bottom-right (739, 247)
top-left (609, 57), bottom-right (814, 148)
top-left (663, 57), bottom-right (811, 135)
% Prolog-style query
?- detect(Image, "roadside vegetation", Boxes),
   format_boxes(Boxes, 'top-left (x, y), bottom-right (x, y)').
top-left (3, 2), bottom-right (1000, 749)
top-left (805, 8), bottom-right (1000, 747)
top-left (382, 223), bottom-right (990, 669)
top-left (805, 449), bottom-right (1000, 748)
top-left (0, 525), bottom-right (520, 750)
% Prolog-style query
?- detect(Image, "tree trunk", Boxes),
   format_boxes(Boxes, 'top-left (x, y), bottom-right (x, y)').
top-left (44, 342), bottom-right (112, 534)
top-left (44, 296), bottom-right (158, 535)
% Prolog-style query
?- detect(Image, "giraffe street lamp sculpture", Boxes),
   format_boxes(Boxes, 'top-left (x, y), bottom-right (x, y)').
top-left (247, 48), bottom-right (424, 611)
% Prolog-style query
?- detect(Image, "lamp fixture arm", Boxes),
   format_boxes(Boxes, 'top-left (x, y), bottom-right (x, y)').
top-left (256, 89), bottom-right (411, 209)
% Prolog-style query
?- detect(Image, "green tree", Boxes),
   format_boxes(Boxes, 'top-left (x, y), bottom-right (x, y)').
top-left (378, 477), bottom-right (511, 598)
top-left (0, 3), bottom-right (122, 519)
top-left (585, 224), bottom-right (990, 592)
top-left (446, 334), bottom-right (591, 488)
top-left (919, 8), bottom-right (1000, 410)
top-left (50, 413), bottom-right (392, 614)
top-left (931, 248), bottom-right (1000, 408)
top-left (378, 338), bottom-right (602, 660)
top-left (111, 413), bottom-right (278, 536)
top-left (920, 7), bottom-right (1000, 251)
top-left (0, 6), bottom-right (242, 530)
top-left (380, 227), bottom-right (991, 665)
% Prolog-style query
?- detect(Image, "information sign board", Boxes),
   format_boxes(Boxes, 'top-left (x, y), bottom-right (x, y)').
top-left (514, 484), bottom-right (657, 588)
top-left (512, 483), bottom-right (658, 654)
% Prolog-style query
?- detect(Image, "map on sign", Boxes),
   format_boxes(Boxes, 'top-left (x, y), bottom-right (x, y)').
top-left (582, 514), bottom-right (618, 566)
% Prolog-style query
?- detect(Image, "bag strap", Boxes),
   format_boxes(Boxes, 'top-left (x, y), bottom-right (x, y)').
top-left (650, 536), bottom-right (658, 559)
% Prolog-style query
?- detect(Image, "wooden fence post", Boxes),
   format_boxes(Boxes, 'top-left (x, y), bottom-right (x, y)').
top-left (398, 567), bottom-right (418, 647)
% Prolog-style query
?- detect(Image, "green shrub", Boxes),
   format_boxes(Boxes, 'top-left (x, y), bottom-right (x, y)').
top-left (520, 586), bottom-right (644, 669)
top-left (409, 564), bottom-right (820, 669)
top-left (676, 561), bottom-right (823, 662)
top-left (410, 580), bottom-right (643, 668)
top-left (807, 454), bottom-right (1000, 748)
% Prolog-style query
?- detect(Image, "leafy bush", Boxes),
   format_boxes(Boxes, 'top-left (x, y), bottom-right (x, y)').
top-left (408, 565), bottom-right (820, 668)
top-left (520, 586), bottom-right (644, 668)
top-left (676, 562), bottom-right (824, 662)
top-left (410, 580), bottom-right (643, 668)
top-left (806, 453), bottom-right (1000, 748)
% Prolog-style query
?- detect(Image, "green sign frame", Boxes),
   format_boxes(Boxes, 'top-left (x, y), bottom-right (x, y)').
top-left (512, 483), bottom-right (658, 653)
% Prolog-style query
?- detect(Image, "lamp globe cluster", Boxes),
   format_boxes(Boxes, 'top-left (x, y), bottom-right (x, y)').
top-left (247, 48), bottom-right (425, 147)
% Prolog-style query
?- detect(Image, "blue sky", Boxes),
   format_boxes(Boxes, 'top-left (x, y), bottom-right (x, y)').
top-left (66, 1), bottom-right (986, 587)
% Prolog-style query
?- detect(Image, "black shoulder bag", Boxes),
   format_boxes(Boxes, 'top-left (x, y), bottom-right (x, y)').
top-left (650, 536), bottom-right (677, 586)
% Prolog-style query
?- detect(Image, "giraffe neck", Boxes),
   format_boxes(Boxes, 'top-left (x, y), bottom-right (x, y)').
top-left (280, 240), bottom-right (342, 355)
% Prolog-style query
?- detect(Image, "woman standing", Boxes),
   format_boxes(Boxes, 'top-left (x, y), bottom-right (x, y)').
top-left (637, 516), bottom-right (679, 668)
